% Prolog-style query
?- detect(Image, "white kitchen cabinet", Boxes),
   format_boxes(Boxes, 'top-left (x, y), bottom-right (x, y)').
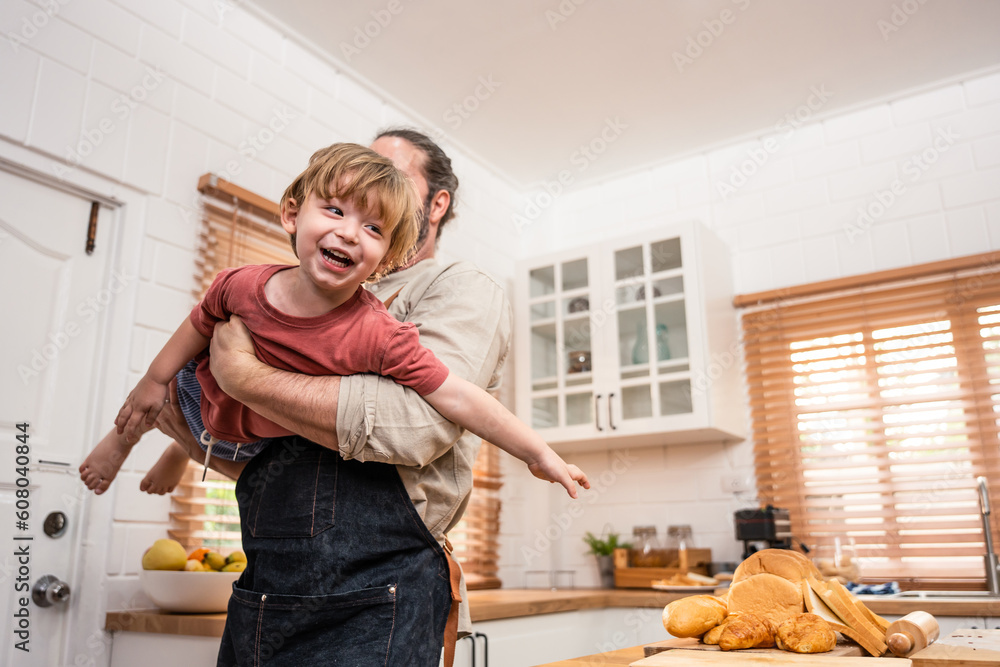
top-left (515, 222), bottom-right (745, 452)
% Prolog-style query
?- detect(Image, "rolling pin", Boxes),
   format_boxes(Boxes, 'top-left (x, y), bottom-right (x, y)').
top-left (886, 611), bottom-right (940, 657)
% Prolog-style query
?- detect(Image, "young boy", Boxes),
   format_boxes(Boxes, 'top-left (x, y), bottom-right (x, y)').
top-left (79, 143), bottom-right (589, 499)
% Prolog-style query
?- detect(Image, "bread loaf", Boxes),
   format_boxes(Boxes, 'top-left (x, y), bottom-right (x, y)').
top-left (775, 613), bottom-right (837, 653)
top-left (662, 595), bottom-right (727, 638)
top-left (727, 572), bottom-right (804, 627)
top-left (732, 548), bottom-right (819, 584)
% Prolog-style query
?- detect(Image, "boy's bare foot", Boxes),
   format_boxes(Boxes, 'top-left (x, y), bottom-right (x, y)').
top-left (79, 428), bottom-right (135, 495)
top-left (140, 442), bottom-right (190, 495)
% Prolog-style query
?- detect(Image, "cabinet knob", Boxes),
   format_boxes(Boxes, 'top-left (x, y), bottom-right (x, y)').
top-left (608, 392), bottom-right (617, 430)
top-left (594, 394), bottom-right (603, 431)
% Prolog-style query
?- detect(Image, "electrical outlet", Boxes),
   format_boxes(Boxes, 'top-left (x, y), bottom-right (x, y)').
top-left (721, 474), bottom-right (752, 494)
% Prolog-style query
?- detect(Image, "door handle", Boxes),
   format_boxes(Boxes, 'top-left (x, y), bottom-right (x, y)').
top-left (594, 394), bottom-right (603, 431)
top-left (32, 575), bottom-right (71, 607)
top-left (608, 392), bottom-right (617, 430)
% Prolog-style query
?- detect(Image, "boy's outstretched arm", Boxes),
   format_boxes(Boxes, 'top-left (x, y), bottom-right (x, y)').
top-left (116, 318), bottom-right (209, 441)
top-left (424, 374), bottom-right (590, 498)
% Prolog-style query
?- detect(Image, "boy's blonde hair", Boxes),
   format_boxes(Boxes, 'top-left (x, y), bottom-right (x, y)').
top-left (280, 143), bottom-right (420, 280)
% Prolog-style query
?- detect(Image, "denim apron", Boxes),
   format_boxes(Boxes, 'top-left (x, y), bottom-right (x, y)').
top-left (216, 436), bottom-right (452, 666)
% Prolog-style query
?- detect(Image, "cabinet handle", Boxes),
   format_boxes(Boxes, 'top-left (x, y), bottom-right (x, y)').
top-left (608, 392), bottom-right (617, 430)
top-left (594, 394), bottom-right (603, 431)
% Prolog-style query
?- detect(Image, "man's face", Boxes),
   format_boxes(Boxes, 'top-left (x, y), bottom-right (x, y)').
top-left (370, 135), bottom-right (432, 249)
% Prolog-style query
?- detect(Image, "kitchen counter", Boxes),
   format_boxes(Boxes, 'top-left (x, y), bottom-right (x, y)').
top-left (104, 588), bottom-right (1000, 637)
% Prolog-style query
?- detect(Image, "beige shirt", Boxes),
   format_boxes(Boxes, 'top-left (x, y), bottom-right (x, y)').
top-left (335, 258), bottom-right (512, 633)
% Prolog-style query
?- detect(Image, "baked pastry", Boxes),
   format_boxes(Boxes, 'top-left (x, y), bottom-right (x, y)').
top-left (702, 614), bottom-right (737, 645)
top-left (662, 595), bottom-right (727, 638)
top-left (727, 572), bottom-right (804, 627)
top-left (718, 612), bottom-right (776, 650)
top-left (732, 549), bottom-right (820, 584)
top-left (775, 613), bottom-right (837, 653)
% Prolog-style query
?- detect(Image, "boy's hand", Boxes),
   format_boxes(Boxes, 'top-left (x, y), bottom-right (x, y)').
top-left (115, 375), bottom-right (169, 444)
top-left (527, 448), bottom-right (591, 499)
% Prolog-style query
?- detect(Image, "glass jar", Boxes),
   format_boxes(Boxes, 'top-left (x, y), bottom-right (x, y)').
top-left (666, 525), bottom-right (693, 570)
top-left (631, 526), bottom-right (661, 567)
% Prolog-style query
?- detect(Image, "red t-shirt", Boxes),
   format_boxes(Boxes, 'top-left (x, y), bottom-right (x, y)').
top-left (189, 264), bottom-right (449, 443)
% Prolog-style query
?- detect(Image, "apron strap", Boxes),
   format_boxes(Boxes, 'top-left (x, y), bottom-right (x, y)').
top-left (442, 536), bottom-right (463, 667)
top-left (382, 286), bottom-right (404, 309)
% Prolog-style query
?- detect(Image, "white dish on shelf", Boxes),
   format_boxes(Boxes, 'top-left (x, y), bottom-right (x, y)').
top-left (650, 584), bottom-right (719, 592)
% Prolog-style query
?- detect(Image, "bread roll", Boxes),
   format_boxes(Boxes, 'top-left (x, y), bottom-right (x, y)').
top-left (775, 613), bottom-right (837, 653)
top-left (662, 595), bottom-right (727, 638)
top-left (727, 572), bottom-right (804, 627)
top-left (718, 612), bottom-right (776, 650)
top-left (732, 549), bottom-right (819, 584)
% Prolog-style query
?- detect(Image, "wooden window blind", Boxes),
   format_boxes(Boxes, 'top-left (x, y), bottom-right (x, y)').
top-left (170, 174), bottom-right (504, 586)
top-left (451, 441), bottom-right (503, 589)
top-left (740, 252), bottom-right (1000, 589)
top-left (169, 175), bottom-right (294, 554)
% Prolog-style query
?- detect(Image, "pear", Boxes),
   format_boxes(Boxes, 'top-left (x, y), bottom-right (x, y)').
top-left (142, 539), bottom-right (188, 571)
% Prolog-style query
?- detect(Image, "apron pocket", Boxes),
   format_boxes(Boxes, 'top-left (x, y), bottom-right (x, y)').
top-left (223, 582), bottom-right (398, 666)
top-left (243, 441), bottom-right (337, 538)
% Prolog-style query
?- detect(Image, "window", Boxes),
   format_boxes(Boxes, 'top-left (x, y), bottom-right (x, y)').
top-left (739, 253), bottom-right (1000, 588)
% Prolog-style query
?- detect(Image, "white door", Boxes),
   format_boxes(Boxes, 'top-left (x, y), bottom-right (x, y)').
top-left (0, 167), bottom-right (119, 666)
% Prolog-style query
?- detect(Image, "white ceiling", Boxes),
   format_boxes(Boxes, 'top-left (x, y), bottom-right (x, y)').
top-left (254, 0), bottom-right (1000, 189)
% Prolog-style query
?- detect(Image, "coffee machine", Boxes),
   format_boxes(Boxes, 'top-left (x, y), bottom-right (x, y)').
top-left (734, 505), bottom-right (798, 559)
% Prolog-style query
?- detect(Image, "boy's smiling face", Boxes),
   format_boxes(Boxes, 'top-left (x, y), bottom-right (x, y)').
top-left (281, 189), bottom-right (391, 298)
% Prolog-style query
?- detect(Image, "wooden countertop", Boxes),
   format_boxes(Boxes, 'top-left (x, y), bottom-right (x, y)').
top-left (532, 644), bottom-right (647, 666)
top-left (104, 588), bottom-right (1000, 637)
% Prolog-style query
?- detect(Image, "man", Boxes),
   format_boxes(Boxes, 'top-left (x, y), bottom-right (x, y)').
top-left (159, 129), bottom-right (511, 666)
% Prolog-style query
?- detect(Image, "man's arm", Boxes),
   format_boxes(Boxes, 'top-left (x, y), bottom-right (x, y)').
top-left (208, 320), bottom-right (340, 449)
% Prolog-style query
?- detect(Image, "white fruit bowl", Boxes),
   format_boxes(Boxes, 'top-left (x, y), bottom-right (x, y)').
top-left (140, 569), bottom-right (240, 613)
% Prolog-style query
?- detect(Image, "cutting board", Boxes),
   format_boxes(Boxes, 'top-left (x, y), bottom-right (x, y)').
top-left (630, 651), bottom-right (910, 666)
top-left (643, 637), bottom-right (864, 658)
top-left (910, 629), bottom-right (1000, 666)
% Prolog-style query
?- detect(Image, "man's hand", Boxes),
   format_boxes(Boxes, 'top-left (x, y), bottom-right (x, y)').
top-left (209, 316), bottom-right (260, 399)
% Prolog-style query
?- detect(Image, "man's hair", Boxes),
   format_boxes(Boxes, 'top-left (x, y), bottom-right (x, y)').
top-left (374, 128), bottom-right (459, 238)
top-left (280, 143), bottom-right (419, 280)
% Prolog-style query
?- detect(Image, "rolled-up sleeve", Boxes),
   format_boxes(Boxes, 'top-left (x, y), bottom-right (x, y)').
top-left (336, 265), bottom-right (511, 466)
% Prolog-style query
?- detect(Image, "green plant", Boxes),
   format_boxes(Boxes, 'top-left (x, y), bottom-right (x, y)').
top-left (583, 531), bottom-right (631, 556)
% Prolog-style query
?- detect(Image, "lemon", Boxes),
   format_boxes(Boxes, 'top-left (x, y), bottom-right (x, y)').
top-left (142, 539), bottom-right (188, 571)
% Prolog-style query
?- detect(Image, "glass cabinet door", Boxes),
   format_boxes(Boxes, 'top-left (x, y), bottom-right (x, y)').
top-left (528, 257), bottom-right (596, 430)
top-left (612, 237), bottom-right (692, 425)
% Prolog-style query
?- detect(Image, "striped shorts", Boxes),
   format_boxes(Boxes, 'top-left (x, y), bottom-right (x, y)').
top-left (175, 360), bottom-right (269, 462)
